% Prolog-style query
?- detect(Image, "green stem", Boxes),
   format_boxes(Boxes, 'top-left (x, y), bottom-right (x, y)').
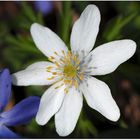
top-left (58, 1), bottom-right (72, 47)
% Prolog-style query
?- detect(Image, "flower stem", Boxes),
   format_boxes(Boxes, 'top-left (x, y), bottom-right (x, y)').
top-left (58, 1), bottom-right (72, 47)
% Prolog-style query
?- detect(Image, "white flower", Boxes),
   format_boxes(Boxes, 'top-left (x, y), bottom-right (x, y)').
top-left (12, 5), bottom-right (136, 136)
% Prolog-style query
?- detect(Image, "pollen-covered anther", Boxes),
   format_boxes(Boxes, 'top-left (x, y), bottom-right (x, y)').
top-left (47, 50), bottom-right (85, 90)
top-left (54, 62), bottom-right (60, 67)
top-left (79, 74), bottom-right (84, 80)
top-left (77, 66), bottom-right (80, 70)
top-left (54, 51), bottom-right (58, 55)
top-left (55, 83), bottom-right (64, 89)
top-left (47, 76), bottom-right (55, 80)
top-left (48, 56), bottom-right (56, 62)
top-left (76, 59), bottom-right (81, 65)
top-left (47, 70), bottom-right (51, 72)
top-left (64, 79), bottom-right (71, 84)
top-left (59, 51), bottom-right (85, 89)
top-left (73, 55), bottom-right (77, 62)
top-left (46, 66), bottom-right (53, 70)
top-left (67, 50), bottom-right (71, 57)
top-left (64, 88), bottom-right (68, 94)
top-left (52, 72), bottom-right (57, 75)
top-left (60, 58), bottom-right (65, 63)
top-left (61, 50), bottom-right (65, 55)
top-left (73, 80), bottom-right (78, 88)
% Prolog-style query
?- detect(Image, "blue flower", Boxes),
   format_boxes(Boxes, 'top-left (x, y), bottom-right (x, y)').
top-left (34, 1), bottom-right (53, 15)
top-left (0, 69), bottom-right (40, 138)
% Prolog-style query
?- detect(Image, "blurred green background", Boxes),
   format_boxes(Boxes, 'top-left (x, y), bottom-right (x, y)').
top-left (0, 1), bottom-right (140, 138)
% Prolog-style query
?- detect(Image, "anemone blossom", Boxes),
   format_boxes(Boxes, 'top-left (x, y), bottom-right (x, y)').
top-left (12, 5), bottom-right (136, 136)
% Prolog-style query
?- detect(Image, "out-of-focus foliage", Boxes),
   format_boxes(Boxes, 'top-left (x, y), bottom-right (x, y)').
top-left (0, 1), bottom-right (140, 138)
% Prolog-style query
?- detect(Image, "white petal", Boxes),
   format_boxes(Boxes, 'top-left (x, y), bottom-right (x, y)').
top-left (36, 81), bottom-right (65, 125)
top-left (87, 40), bottom-right (136, 75)
top-left (80, 77), bottom-right (120, 122)
top-left (30, 23), bottom-right (68, 62)
top-left (12, 61), bottom-right (59, 86)
top-left (70, 5), bottom-right (100, 55)
top-left (55, 87), bottom-right (83, 136)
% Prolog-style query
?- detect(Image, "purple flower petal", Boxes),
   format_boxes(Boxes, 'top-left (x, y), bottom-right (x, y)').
top-left (0, 69), bottom-right (11, 112)
top-left (34, 1), bottom-right (53, 15)
top-left (1, 96), bottom-right (40, 126)
top-left (0, 125), bottom-right (19, 138)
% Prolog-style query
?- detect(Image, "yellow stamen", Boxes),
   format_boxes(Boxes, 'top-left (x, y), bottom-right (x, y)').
top-left (67, 50), bottom-right (71, 57)
top-left (55, 83), bottom-right (64, 89)
top-left (76, 59), bottom-right (81, 65)
top-left (57, 73), bottom-right (62, 76)
top-left (54, 52), bottom-right (58, 55)
top-left (48, 56), bottom-right (55, 61)
top-left (47, 66), bottom-right (53, 69)
top-left (73, 55), bottom-right (77, 61)
top-left (79, 74), bottom-right (84, 80)
top-left (50, 50), bottom-right (85, 92)
top-left (54, 62), bottom-right (60, 67)
top-left (62, 50), bottom-right (65, 55)
top-left (47, 76), bottom-right (55, 80)
top-left (55, 86), bottom-right (60, 89)
top-left (64, 79), bottom-right (71, 84)
top-left (77, 66), bottom-right (80, 70)
top-left (60, 58), bottom-right (65, 63)
top-left (69, 80), bottom-right (73, 87)
top-left (50, 56), bottom-right (55, 59)
top-left (52, 72), bottom-right (57, 75)
top-left (74, 80), bottom-right (78, 88)
top-left (64, 88), bottom-right (68, 94)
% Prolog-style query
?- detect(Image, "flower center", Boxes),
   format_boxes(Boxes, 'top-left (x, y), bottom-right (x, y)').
top-left (63, 64), bottom-right (77, 78)
top-left (46, 50), bottom-right (90, 93)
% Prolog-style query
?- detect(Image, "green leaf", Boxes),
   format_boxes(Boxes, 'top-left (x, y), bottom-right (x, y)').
top-left (119, 119), bottom-right (128, 129)
top-left (20, 2), bottom-right (37, 22)
top-left (58, 1), bottom-right (72, 46)
top-left (76, 112), bottom-right (98, 137)
top-left (103, 13), bottom-right (137, 41)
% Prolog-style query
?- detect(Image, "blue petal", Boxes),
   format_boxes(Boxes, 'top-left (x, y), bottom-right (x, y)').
top-left (1, 96), bottom-right (40, 126)
top-left (0, 69), bottom-right (11, 112)
top-left (0, 125), bottom-right (19, 138)
top-left (34, 1), bottom-right (53, 15)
